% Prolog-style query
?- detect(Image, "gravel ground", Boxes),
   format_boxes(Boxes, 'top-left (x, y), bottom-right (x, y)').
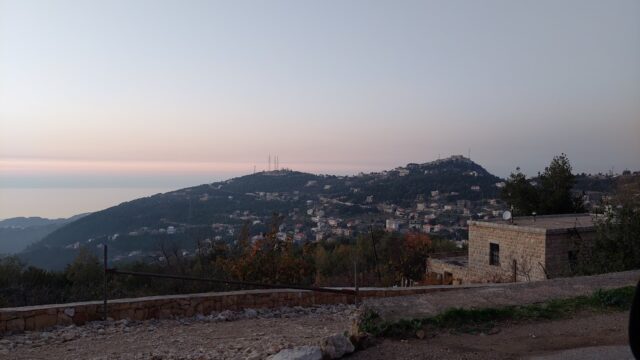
top-left (2, 271), bottom-right (637, 359)
top-left (0, 304), bottom-right (357, 360)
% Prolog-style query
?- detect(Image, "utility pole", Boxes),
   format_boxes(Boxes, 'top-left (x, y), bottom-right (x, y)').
top-left (354, 259), bottom-right (359, 305)
top-left (369, 225), bottom-right (382, 284)
top-left (103, 243), bottom-right (108, 321)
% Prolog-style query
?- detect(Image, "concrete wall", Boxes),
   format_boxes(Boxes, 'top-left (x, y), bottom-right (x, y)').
top-left (0, 285), bottom-right (474, 334)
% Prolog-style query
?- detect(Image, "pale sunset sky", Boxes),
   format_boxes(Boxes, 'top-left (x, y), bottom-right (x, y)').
top-left (1, 0), bottom-right (639, 218)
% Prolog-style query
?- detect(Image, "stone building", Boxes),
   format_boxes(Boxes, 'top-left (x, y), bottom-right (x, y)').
top-left (427, 214), bottom-right (596, 284)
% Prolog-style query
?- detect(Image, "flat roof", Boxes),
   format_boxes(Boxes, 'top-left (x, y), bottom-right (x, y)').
top-left (429, 255), bottom-right (468, 268)
top-left (469, 214), bottom-right (596, 234)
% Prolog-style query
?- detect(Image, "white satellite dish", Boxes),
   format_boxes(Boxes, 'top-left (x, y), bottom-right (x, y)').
top-left (502, 211), bottom-right (512, 221)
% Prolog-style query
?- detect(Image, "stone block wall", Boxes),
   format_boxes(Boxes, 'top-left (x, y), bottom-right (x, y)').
top-left (0, 285), bottom-right (473, 334)
top-left (468, 222), bottom-right (548, 282)
top-left (426, 258), bottom-right (469, 285)
top-left (545, 231), bottom-right (596, 278)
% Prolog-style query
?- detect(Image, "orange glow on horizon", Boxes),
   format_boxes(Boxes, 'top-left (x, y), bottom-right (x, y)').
top-left (0, 158), bottom-right (381, 176)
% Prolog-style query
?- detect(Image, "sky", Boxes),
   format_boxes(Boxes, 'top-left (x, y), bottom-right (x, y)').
top-left (1, 0), bottom-right (639, 218)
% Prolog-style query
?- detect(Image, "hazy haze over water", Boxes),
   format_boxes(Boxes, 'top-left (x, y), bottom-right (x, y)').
top-left (0, 188), bottom-right (174, 219)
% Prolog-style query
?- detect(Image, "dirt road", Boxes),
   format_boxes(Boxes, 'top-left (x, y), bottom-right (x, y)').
top-left (351, 311), bottom-right (630, 359)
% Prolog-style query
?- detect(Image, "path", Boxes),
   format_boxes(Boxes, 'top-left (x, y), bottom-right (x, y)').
top-left (364, 270), bottom-right (640, 321)
top-left (351, 311), bottom-right (631, 359)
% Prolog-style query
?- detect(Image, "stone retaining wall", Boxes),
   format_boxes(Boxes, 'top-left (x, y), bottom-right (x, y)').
top-left (0, 285), bottom-right (477, 334)
top-left (426, 258), bottom-right (469, 285)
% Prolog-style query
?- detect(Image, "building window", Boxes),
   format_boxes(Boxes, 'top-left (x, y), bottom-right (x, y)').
top-left (489, 243), bottom-right (500, 266)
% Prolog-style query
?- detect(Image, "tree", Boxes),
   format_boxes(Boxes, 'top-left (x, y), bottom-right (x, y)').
top-left (501, 155), bottom-right (585, 216)
top-left (0, 256), bottom-right (25, 306)
top-left (501, 167), bottom-right (539, 216)
top-left (64, 247), bottom-right (103, 300)
top-left (223, 213), bottom-right (312, 285)
top-left (391, 232), bottom-right (432, 284)
top-left (574, 175), bottom-right (640, 274)
top-left (538, 154), bottom-right (584, 214)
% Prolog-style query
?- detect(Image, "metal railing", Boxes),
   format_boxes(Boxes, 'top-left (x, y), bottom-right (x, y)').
top-left (101, 245), bottom-right (358, 320)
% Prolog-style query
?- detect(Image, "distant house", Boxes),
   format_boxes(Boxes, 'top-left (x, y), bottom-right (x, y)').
top-left (385, 219), bottom-right (403, 232)
top-left (408, 220), bottom-right (421, 230)
top-left (427, 214), bottom-right (596, 284)
top-left (398, 169), bottom-right (410, 176)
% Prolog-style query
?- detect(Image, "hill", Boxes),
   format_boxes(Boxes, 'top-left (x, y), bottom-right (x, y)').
top-left (0, 214), bottom-right (88, 254)
top-left (23, 156), bottom-right (505, 269)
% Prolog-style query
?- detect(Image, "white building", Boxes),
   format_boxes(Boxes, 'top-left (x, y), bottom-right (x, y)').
top-left (386, 219), bottom-right (403, 231)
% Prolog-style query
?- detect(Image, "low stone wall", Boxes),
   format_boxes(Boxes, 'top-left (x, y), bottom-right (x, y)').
top-left (0, 285), bottom-right (480, 334)
top-left (426, 257), bottom-right (469, 285)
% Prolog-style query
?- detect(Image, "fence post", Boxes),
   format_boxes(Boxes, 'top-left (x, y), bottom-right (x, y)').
top-left (103, 244), bottom-right (108, 321)
top-left (353, 260), bottom-right (359, 306)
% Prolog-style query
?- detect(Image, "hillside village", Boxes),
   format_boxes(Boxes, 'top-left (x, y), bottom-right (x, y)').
top-left (24, 156), bottom-right (502, 266)
top-left (16, 155), bottom-right (621, 270)
top-left (120, 156), bottom-right (506, 252)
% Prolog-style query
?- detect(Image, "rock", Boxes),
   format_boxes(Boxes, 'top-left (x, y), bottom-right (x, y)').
top-left (64, 308), bottom-right (76, 317)
top-left (244, 308), bottom-right (258, 319)
top-left (416, 329), bottom-right (426, 339)
top-left (216, 310), bottom-right (236, 322)
top-left (61, 332), bottom-right (76, 342)
top-left (349, 332), bottom-right (376, 350)
top-left (321, 334), bottom-right (355, 359)
top-left (267, 346), bottom-right (323, 360)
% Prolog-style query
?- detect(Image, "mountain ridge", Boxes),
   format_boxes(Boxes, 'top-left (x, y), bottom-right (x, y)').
top-left (0, 213), bottom-right (89, 254)
top-left (22, 156), bottom-right (505, 269)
